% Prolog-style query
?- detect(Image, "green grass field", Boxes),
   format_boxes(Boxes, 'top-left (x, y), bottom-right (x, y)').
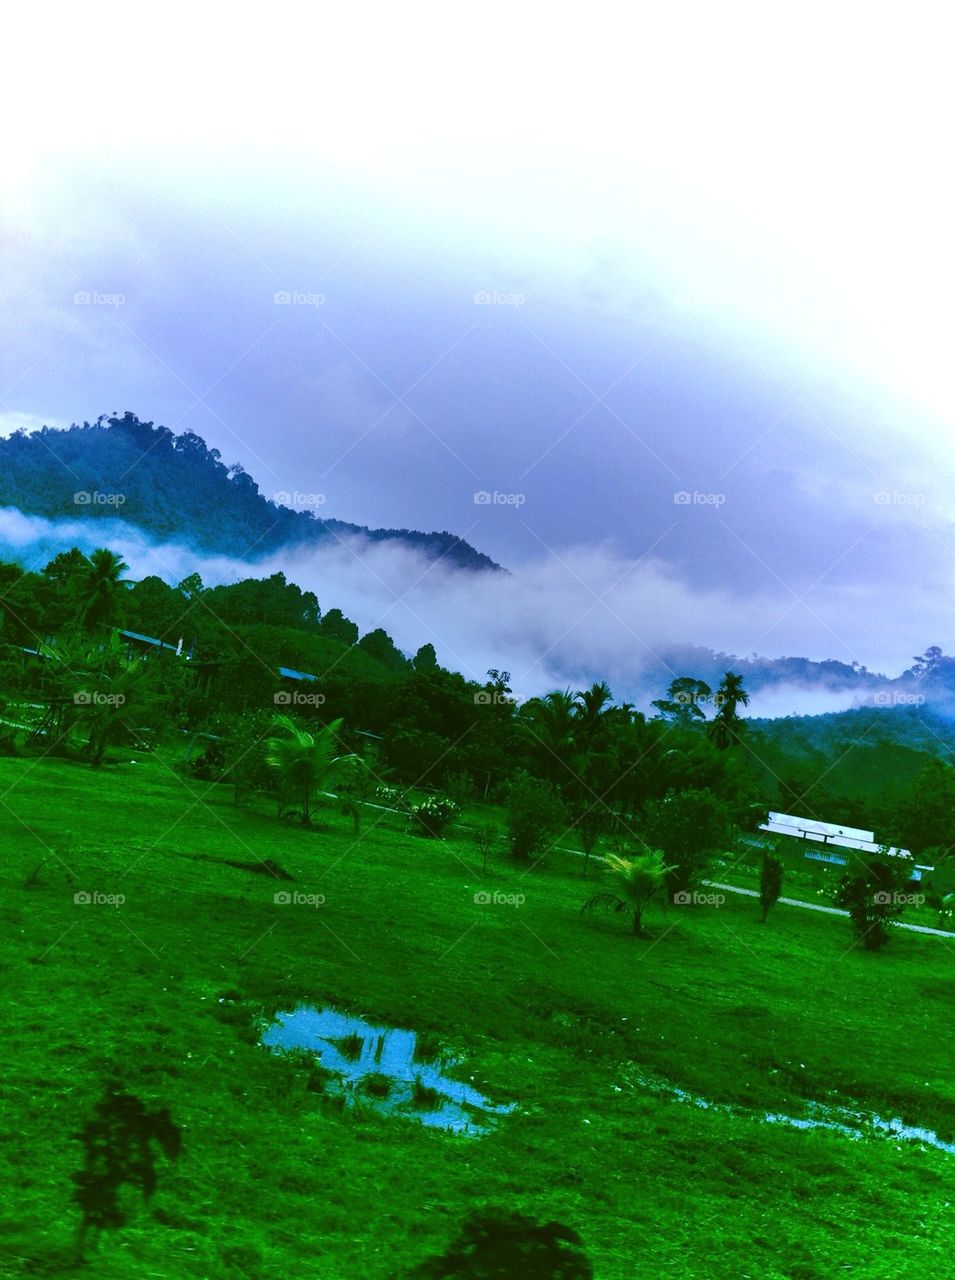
top-left (1, 752), bottom-right (952, 1278)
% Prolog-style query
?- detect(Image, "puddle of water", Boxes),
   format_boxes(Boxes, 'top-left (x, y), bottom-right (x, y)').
top-left (632, 1071), bottom-right (953, 1154)
top-left (262, 1006), bottom-right (515, 1135)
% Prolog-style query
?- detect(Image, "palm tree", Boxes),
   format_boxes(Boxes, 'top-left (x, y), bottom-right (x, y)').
top-left (75, 549), bottom-right (130, 635)
top-left (515, 690), bottom-right (577, 783)
top-left (265, 715), bottom-right (352, 824)
top-left (572, 681), bottom-right (614, 748)
top-left (582, 848), bottom-right (673, 936)
top-left (707, 672), bottom-right (749, 750)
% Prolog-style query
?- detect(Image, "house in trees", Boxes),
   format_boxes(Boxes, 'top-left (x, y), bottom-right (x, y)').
top-left (760, 811), bottom-right (932, 882)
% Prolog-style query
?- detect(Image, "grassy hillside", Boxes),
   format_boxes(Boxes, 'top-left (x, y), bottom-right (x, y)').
top-left (0, 753), bottom-right (952, 1279)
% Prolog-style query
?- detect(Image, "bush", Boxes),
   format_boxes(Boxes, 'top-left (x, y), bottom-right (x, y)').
top-left (444, 770), bottom-right (474, 809)
top-left (375, 784), bottom-right (410, 812)
top-left (643, 788), bottom-right (730, 897)
top-left (833, 850), bottom-right (915, 950)
top-left (410, 796), bottom-right (460, 838)
top-left (506, 772), bottom-right (567, 861)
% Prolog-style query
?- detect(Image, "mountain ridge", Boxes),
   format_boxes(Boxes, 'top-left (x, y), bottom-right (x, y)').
top-left (0, 412), bottom-right (503, 573)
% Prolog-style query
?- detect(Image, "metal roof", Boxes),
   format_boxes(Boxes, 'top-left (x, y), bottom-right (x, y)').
top-left (117, 629), bottom-right (178, 652)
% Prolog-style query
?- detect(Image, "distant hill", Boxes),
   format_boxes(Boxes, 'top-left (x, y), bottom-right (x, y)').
top-left (0, 412), bottom-right (502, 572)
top-left (742, 704), bottom-right (955, 834)
top-left (656, 642), bottom-right (889, 696)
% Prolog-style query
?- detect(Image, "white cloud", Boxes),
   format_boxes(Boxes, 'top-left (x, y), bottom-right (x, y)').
top-left (0, 506), bottom-right (945, 711)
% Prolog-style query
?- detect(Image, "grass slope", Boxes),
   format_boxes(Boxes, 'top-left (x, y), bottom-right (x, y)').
top-left (0, 755), bottom-right (952, 1279)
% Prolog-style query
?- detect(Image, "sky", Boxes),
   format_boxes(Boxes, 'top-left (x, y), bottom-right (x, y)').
top-left (2, 4), bottom-right (955, 694)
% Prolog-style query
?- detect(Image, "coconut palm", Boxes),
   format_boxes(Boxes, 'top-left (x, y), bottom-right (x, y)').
top-left (515, 689), bottom-right (577, 783)
top-left (582, 848), bottom-right (673, 936)
top-left (572, 680), bottom-right (614, 748)
top-left (75, 548), bottom-right (130, 634)
top-left (265, 715), bottom-right (352, 824)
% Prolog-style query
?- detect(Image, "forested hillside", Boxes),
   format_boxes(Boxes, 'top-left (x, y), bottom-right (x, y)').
top-left (0, 413), bottom-right (501, 571)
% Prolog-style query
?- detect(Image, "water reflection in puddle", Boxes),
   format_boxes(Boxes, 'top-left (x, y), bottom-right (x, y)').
top-left (262, 1005), bottom-right (515, 1135)
top-left (637, 1074), bottom-right (954, 1154)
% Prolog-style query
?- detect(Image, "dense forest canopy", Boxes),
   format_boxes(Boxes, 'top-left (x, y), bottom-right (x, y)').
top-left (0, 412), bottom-right (502, 571)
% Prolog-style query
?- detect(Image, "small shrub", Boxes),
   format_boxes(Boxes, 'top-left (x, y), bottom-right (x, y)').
top-left (375, 783), bottom-right (410, 812)
top-left (444, 770), bottom-right (474, 809)
top-left (506, 772), bottom-right (567, 861)
top-left (833, 849), bottom-right (915, 950)
top-left (410, 796), bottom-right (460, 838)
top-left (643, 788), bottom-right (730, 896)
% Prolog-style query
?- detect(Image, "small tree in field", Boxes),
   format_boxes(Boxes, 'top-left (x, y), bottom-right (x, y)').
top-left (335, 752), bottom-right (372, 833)
top-left (265, 715), bottom-right (353, 824)
top-left (833, 849), bottom-right (915, 951)
top-left (582, 848), bottom-right (672, 937)
top-left (759, 851), bottom-right (784, 922)
top-left (506, 772), bottom-right (567, 862)
top-left (472, 826), bottom-right (497, 874)
top-left (644, 788), bottom-right (729, 897)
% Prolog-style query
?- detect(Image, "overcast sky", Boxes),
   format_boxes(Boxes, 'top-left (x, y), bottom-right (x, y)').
top-left (2, 4), bottom-right (954, 685)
